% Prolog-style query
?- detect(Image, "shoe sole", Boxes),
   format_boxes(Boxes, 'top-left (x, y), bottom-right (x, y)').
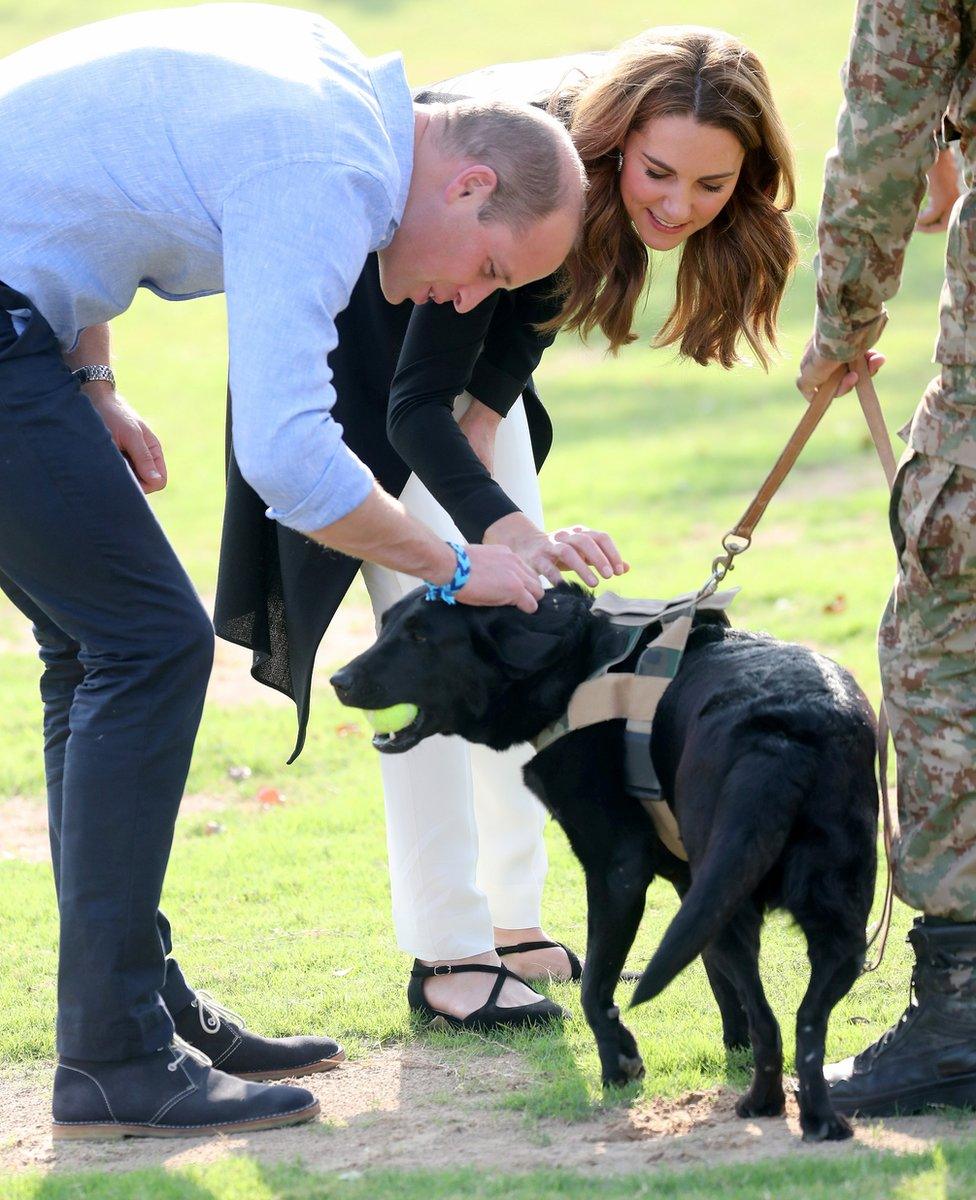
top-left (424, 1010), bottom-right (567, 1032)
top-left (236, 1049), bottom-right (346, 1081)
top-left (52, 1099), bottom-right (321, 1140)
top-left (832, 1072), bottom-right (976, 1118)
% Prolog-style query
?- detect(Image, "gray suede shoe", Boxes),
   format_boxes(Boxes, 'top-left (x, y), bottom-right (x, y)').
top-left (52, 1038), bottom-right (319, 1139)
top-left (173, 990), bottom-right (345, 1080)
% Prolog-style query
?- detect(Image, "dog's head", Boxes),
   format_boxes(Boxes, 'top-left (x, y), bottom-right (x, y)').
top-left (330, 583), bottom-right (603, 754)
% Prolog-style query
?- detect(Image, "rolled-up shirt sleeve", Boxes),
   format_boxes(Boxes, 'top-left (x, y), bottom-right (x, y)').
top-left (222, 159), bottom-right (385, 533)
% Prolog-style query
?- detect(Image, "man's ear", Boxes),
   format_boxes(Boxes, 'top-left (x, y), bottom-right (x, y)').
top-left (474, 615), bottom-right (569, 678)
top-left (445, 164), bottom-right (498, 203)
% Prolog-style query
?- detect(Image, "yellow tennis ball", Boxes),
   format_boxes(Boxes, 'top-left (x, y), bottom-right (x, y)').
top-left (364, 703), bottom-right (419, 734)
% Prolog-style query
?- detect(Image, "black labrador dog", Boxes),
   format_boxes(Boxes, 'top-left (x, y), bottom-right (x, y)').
top-left (330, 584), bottom-right (878, 1142)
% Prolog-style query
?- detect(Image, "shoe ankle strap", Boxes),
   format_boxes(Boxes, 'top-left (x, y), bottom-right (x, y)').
top-left (495, 940), bottom-right (560, 956)
top-left (411, 960), bottom-right (515, 980)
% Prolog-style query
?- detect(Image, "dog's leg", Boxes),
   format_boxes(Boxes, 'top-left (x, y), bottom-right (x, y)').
top-left (793, 933), bottom-right (862, 1142)
top-left (706, 909), bottom-right (785, 1118)
top-left (701, 947), bottom-right (751, 1052)
top-left (669, 877), bottom-right (750, 1052)
top-left (582, 855), bottom-right (653, 1088)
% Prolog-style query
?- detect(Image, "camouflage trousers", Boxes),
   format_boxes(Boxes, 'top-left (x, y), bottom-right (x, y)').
top-left (880, 447), bottom-right (976, 920)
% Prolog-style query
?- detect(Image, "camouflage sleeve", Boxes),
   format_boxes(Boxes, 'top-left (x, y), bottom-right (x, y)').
top-left (814, 0), bottom-right (961, 361)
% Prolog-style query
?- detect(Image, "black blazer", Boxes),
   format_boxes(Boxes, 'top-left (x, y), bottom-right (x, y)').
top-left (214, 55), bottom-right (606, 759)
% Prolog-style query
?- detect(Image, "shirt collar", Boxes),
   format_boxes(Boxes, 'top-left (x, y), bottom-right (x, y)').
top-left (366, 52), bottom-right (414, 236)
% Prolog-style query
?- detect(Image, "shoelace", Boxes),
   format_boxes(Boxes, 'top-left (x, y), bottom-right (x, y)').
top-left (167, 1034), bottom-right (213, 1073)
top-left (192, 990), bottom-right (246, 1036)
top-left (864, 966), bottom-right (920, 1062)
top-left (864, 944), bottom-right (973, 1063)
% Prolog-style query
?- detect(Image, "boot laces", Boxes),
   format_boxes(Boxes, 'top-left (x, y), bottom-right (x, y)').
top-left (167, 1035), bottom-right (213, 1073)
top-left (863, 968), bottom-right (918, 1063)
top-left (192, 990), bottom-right (246, 1035)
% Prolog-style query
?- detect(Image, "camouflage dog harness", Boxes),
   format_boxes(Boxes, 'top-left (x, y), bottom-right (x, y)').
top-left (532, 589), bottom-right (738, 861)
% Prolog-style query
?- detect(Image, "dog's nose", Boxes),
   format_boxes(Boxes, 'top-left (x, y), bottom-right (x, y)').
top-left (330, 668), bottom-right (353, 699)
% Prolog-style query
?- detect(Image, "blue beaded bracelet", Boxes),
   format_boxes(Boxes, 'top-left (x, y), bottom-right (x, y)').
top-left (424, 542), bottom-right (471, 605)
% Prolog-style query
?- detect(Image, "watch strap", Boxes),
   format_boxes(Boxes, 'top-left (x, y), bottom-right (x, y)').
top-left (72, 364), bottom-right (116, 388)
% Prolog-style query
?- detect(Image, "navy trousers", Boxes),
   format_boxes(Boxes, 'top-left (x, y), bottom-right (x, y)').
top-left (0, 284), bottom-right (211, 1060)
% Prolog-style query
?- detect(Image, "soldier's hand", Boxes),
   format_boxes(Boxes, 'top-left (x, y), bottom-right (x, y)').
top-left (796, 338), bottom-right (885, 403)
top-left (917, 147), bottom-right (961, 233)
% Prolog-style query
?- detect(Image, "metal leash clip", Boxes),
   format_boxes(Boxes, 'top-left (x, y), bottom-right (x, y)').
top-left (697, 531), bottom-right (751, 601)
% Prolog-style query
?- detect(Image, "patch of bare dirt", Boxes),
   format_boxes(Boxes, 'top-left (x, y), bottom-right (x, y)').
top-left (1, 1046), bottom-right (972, 1179)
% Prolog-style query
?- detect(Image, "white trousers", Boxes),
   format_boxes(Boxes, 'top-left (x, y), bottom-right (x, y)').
top-left (361, 395), bottom-right (550, 961)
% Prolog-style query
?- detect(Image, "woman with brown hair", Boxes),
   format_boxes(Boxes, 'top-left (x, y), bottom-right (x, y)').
top-left (215, 26), bottom-right (797, 1033)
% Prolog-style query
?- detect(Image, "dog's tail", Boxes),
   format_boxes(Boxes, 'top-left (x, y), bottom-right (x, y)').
top-left (631, 737), bottom-right (810, 1008)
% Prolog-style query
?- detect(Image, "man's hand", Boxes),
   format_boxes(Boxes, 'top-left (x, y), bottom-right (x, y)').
top-left (484, 510), bottom-right (629, 588)
top-left (458, 543), bottom-right (544, 612)
top-left (89, 389), bottom-right (167, 493)
top-left (458, 396), bottom-right (501, 473)
top-left (917, 147), bottom-right (961, 233)
top-left (796, 339), bottom-right (885, 403)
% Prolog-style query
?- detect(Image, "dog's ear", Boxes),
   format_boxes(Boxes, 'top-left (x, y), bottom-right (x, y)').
top-left (586, 618), bottom-right (636, 672)
top-left (475, 615), bottom-right (570, 678)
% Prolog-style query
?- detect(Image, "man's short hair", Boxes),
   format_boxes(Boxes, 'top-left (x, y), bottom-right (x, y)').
top-left (437, 100), bottom-right (586, 233)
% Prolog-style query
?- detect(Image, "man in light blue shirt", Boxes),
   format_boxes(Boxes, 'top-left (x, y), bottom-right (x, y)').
top-left (0, 4), bottom-right (585, 1139)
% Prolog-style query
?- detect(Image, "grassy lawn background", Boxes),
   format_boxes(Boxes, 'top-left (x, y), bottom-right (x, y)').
top-left (0, 0), bottom-right (965, 1195)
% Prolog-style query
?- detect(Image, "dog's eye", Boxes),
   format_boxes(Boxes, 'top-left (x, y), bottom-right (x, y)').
top-left (408, 628), bottom-right (427, 644)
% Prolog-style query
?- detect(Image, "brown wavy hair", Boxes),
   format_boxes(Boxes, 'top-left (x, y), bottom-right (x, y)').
top-left (546, 27), bottom-right (797, 368)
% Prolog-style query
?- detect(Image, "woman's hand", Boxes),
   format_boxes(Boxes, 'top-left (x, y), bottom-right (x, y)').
top-left (917, 147), bottom-right (961, 233)
top-left (458, 397), bottom-right (501, 473)
top-left (484, 511), bottom-right (629, 588)
top-left (88, 387), bottom-right (167, 493)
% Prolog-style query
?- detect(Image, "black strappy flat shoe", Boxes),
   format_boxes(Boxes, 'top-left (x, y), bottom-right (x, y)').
top-left (408, 960), bottom-right (567, 1031)
top-left (494, 939), bottom-right (583, 983)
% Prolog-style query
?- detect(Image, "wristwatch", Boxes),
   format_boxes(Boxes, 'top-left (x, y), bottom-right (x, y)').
top-left (72, 364), bottom-right (116, 388)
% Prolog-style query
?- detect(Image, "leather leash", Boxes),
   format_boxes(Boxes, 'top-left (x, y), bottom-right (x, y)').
top-left (695, 358), bottom-right (898, 972)
top-left (854, 366), bottom-right (898, 973)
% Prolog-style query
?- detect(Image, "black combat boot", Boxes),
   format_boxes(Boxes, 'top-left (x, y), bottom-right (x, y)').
top-left (825, 917), bottom-right (976, 1116)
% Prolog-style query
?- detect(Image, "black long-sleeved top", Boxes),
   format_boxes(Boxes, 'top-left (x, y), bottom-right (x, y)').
top-left (386, 274), bottom-right (560, 540)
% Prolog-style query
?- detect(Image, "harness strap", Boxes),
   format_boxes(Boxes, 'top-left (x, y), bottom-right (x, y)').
top-left (639, 798), bottom-right (688, 861)
top-left (565, 671), bottom-right (673, 732)
top-left (592, 588), bottom-right (738, 625)
top-left (531, 602), bottom-right (709, 861)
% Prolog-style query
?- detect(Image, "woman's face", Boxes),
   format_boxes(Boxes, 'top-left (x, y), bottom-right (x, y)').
top-left (618, 113), bottom-right (745, 251)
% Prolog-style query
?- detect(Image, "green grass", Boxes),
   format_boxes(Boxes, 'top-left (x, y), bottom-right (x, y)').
top-left (8, 1144), bottom-right (976, 1199)
top-left (0, 0), bottom-right (960, 1194)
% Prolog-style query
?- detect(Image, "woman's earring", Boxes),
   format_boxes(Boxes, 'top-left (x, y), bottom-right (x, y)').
top-left (616, 150), bottom-right (624, 174)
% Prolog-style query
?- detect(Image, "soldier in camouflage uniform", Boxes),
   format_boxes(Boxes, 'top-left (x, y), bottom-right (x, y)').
top-left (797, 0), bottom-right (976, 1116)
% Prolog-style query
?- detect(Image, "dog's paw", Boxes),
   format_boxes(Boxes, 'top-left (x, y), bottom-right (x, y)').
top-left (801, 1111), bottom-right (853, 1143)
top-left (618, 1052), bottom-right (645, 1081)
top-left (617, 1022), bottom-right (640, 1060)
top-left (735, 1089), bottom-right (786, 1119)
top-left (602, 1053), bottom-right (645, 1088)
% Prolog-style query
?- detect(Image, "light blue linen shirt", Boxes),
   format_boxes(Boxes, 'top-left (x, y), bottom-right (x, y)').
top-left (0, 4), bottom-right (415, 532)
